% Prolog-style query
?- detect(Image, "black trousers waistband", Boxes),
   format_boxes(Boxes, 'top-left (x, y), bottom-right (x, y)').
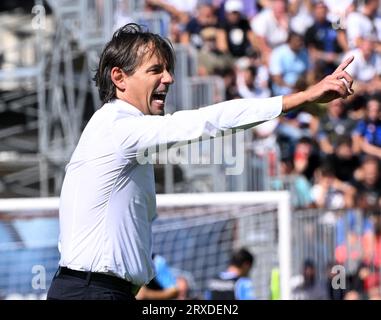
top-left (57, 267), bottom-right (135, 294)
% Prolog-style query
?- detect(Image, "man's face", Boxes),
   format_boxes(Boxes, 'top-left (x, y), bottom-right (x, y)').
top-left (336, 143), bottom-right (352, 159)
top-left (272, 0), bottom-right (287, 15)
top-left (198, 5), bottom-right (216, 26)
top-left (369, 0), bottom-right (380, 13)
top-left (121, 50), bottom-right (174, 116)
top-left (328, 98), bottom-right (344, 117)
top-left (366, 99), bottom-right (380, 121)
top-left (361, 38), bottom-right (375, 58)
top-left (363, 162), bottom-right (379, 186)
top-left (289, 35), bottom-right (304, 52)
top-left (314, 3), bottom-right (327, 22)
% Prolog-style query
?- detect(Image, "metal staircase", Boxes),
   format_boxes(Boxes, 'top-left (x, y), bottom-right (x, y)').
top-left (0, 0), bottom-right (227, 197)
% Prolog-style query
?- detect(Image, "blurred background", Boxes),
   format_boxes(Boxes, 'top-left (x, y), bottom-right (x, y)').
top-left (0, 0), bottom-right (381, 300)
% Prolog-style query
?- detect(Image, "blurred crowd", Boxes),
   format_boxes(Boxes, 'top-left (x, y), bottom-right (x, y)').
top-left (114, 0), bottom-right (381, 300)
top-left (114, 0), bottom-right (381, 208)
top-left (2, 0), bottom-right (380, 301)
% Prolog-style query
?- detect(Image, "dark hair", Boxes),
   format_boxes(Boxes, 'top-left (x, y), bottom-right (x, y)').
top-left (230, 248), bottom-right (254, 267)
top-left (336, 135), bottom-right (353, 148)
top-left (94, 23), bottom-right (175, 104)
top-left (319, 164), bottom-right (335, 177)
top-left (287, 31), bottom-right (304, 43)
top-left (361, 155), bottom-right (380, 167)
top-left (303, 258), bottom-right (315, 270)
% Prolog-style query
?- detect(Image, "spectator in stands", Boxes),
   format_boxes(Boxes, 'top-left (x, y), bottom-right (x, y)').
top-left (216, 0), bottom-right (259, 58)
top-left (324, 136), bottom-right (361, 182)
top-left (235, 56), bottom-right (271, 98)
top-left (291, 258), bottom-right (328, 299)
top-left (250, 0), bottom-right (290, 65)
top-left (352, 97), bottom-right (381, 159)
top-left (181, 3), bottom-right (218, 50)
top-left (269, 31), bottom-right (311, 96)
top-left (345, 0), bottom-right (381, 51)
top-left (146, 0), bottom-right (192, 25)
top-left (196, 27), bottom-right (235, 75)
top-left (180, 3), bottom-right (236, 76)
top-left (276, 109), bottom-right (319, 157)
top-left (323, 0), bottom-right (354, 26)
top-left (290, 136), bottom-right (320, 182)
top-left (342, 37), bottom-right (381, 97)
top-left (205, 247), bottom-right (255, 300)
top-left (214, 0), bottom-right (263, 27)
top-left (215, 66), bottom-right (240, 100)
top-left (367, 286), bottom-right (381, 300)
top-left (349, 213), bottom-right (381, 297)
top-left (335, 207), bottom-right (365, 280)
top-left (305, 1), bottom-right (346, 79)
top-left (175, 275), bottom-right (192, 300)
top-left (326, 261), bottom-right (345, 300)
top-left (351, 156), bottom-right (381, 214)
top-left (145, 0), bottom-right (192, 42)
top-left (113, 0), bottom-right (133, 31)
top-left (343, 289), bottom-right (361, 300)
top-left (135, 254), bottom-right (179, 300)
top-left (317, 98), bottom-right (356, 155)
top-left (311, 164), bottom-right (355, 209)
top-left (362, 213), bottom-right (381, 273)
top-left (271, 156), bottom-right (314, 208)
top-left (47, 23), bottom-right (355, 300)
top-left (288, 0), bottom-right (314, 35)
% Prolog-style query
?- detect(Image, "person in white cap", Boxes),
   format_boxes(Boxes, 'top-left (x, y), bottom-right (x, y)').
top-left (217, 0), bottom-right (259, 57)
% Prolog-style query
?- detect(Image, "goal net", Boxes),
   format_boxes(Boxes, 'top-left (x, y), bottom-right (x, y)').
top-left (0, 192), bottom-right (291, 300)
top-left (154, 192), bottom-right (291, 300)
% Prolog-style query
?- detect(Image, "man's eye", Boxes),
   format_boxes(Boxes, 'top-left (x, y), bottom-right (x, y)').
top-left (149, 67), bottom-right (163, 73)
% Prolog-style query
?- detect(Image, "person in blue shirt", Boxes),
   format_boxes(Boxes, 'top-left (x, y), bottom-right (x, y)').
top-left (269, 31), bottom-right (310, 96)
top-left (353, 97), bottom-right (381, 159)
top-left (136, 254), bottom-right (179, 300)
top-left (205, 247), bottom-right (255, 300)
top-left (305, 1), bottom-right (345, 77)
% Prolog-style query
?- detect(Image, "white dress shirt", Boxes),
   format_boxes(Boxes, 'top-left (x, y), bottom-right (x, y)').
top-left (58, 96), bottom-right (283, 286)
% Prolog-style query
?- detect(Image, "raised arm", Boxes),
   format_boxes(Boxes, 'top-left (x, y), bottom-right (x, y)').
top-left (112, 57), bottom-right (354, 156)
top-left (112, 96), bottom-right (283, 156)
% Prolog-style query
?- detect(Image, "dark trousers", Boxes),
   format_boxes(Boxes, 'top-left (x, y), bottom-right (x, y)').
top-left (47, 267), bottom-right (136, 300)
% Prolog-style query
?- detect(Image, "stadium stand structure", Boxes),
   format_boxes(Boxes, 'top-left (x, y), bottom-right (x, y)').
top-left (0, 0), bottom-right (229, 198)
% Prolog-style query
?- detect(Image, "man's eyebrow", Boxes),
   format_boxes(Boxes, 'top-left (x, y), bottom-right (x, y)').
top-left (146, 64), bottom-right (164, 71)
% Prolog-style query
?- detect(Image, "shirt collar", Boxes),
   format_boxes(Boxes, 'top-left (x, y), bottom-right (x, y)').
top-left (109, 98), bottom-right (145, 117)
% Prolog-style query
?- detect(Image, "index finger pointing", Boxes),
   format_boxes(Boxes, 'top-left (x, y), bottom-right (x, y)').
top-left (334, 56), bottom-right (354, 74)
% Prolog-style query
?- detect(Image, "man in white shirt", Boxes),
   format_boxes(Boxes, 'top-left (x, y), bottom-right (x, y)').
top-left (47, 23), bottom-right (354, 300)
top-left (346, 0), bottom-right (381, 51)
top-left (343, 37), bottom-right (381, 96)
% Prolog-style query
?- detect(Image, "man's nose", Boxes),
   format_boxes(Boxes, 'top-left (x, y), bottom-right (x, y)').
top-left (162, 70), bottom-right (174, 84)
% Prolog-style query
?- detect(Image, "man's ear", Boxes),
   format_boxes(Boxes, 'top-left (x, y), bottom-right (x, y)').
top-left (111, 67), bottom-right (126, 92)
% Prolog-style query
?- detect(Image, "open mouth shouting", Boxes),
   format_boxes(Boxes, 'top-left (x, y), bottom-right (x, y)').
top-left (151, 90), bottom-right (168, 114)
